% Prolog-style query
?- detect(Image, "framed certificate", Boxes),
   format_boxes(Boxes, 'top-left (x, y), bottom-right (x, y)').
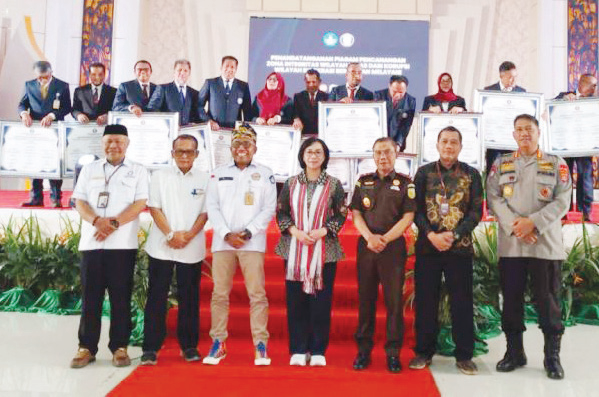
top-left (546, 98), bottom-right (599, 157)
top-left (61, 122), bottom-right (105, 177)
top-left (250, 123), bottom-right (301, 182)
top-left (0, 121), bottom-right (62, 178)
top-left (179, 123), bottom-right (213, 172)
top-left (354, 153), bottom-right (418, 180)
top-left (417, 112), bottom-right (483, 170)
top-left (108, 111), bottom-right (178, 169)
top-left (324, 157), bottom-right (353, 192)
top-left (211, 128), bottom-right (233, 169)
top-left (474, 90), bottom-right (544, 150)
top-left (319, 101), bottom-right (387, 156)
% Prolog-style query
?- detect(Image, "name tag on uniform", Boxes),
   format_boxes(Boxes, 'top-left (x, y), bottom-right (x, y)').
top-left (97, 191), bottom-right (109, 208)
top-left (244, 191), bottom-right (254, 205)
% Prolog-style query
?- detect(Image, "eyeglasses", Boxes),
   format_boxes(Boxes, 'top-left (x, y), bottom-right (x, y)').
top-left (172, 149), bottom-right (197, 157)
top-left (305, 150), bottom-right (324, 157)
top-left (231, 141), bottom-right (254, 149)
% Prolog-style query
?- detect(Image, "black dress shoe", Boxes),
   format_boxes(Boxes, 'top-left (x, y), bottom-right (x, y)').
top-left (386, 355), bottom-right (402, 373)
top-left (51, 200), bottom-right (62, 208)
top-left (352, 353), bottom-right (371, 370)
top-left (21, 200), bottom-right (44, 207)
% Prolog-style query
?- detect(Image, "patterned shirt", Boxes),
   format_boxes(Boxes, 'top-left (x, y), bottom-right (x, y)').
top-left (275, 171), bottom-right (347, 262)
top-left (413, 160), bottom-right (483, 256)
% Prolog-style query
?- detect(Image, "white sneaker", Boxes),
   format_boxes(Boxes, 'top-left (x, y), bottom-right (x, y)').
top-left (310, 355), bottom-right (326, 366)
top-left (254, 342), bottom-right (271, 366)
top-left (290, 354), bottom-right (307, 366)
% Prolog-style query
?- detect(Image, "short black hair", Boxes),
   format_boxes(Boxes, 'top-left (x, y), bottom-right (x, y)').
top-left (89, 62), bottom-right (105, 72)
top-left (298, 137), bottom-right (330, 171)
top-left (222, 56), bottom-right (238, 66)
top-left (134, 60), bottom-right (152, 71)
top-left (174, 59), bottom-right (191, 69)
top-left (499, 61), bottom-right (516, 73)
top-left (305, 69), bottom-right (321, 80)
top-left (390, 75), bottom-right (409, 86)
top-left (372, 137), bottom-right (398, 150)
top-left (513, 114), bottom-right (539, 128)
top-left (33, 61), bottom-right (52, 73)
top-left (173, 134), bottom-right (199, 150)
top-left (437, 126), bottom-right (462, 143)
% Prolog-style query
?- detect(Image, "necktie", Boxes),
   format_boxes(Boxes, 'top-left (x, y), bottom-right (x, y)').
top-left (41, 84), bottom-right (48, 100)
top-left (179, 86), bottom-right (185, 104)
top-left (310, 93), bottom-right (315, 106)
top-left (225, 80), bottom-right (231, 95)
top-left (393, 97), bottom-right (399, 108)
top-left (142, 84), bottom-right (149, 100)
top-left (349, 88), bottom-right (355, 100)
top-left (93, 87), bottom-right (100, 105)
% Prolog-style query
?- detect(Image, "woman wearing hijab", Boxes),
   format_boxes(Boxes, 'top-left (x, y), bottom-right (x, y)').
top-left (275, 137), bottom-right (347, 367)
top-left (422, 73), bottom-right (467, 114)
top-left (252, 72), bottom-right (294, 125)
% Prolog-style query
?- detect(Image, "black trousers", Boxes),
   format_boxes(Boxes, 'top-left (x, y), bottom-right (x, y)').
top-left (78, 249), bottom-right (136, 355)
top-left (414, 252), bottom-right (474, 361)
top-left (499, 257), bottom-right (564, 336)
top-left (31, 178), bottom-right (62, 201)
top-left (285, 261), bottom-right (336, 355)
top-left (143, 256), bottom-right (201, 352)
top-left (565, 157), bottom-right (594, 215)
top-left (355, 237), bottom-right (406, 356)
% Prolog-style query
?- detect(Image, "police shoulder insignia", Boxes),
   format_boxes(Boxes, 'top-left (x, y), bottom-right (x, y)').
top-left (407, 183), bottom-right (416, 199)
top-left (355, 180), bottom-right (361, 187)
top-left (364, 180), bottom-right (375, 186)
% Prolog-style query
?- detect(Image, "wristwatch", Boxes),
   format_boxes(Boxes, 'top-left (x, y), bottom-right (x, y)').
top-left (166, 231), bottom-right (175, 241)
top-left (110, 219), bottom-right (120, 229)
top-left (240, 229), bottom-right (253, 241)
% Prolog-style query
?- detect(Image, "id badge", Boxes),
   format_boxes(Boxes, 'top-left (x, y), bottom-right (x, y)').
top-left (244, 191), bottom-right (254, 205)
top-left (440, 197), bottom-right (449, 216)
top-left (53, 99), bottom-right (60, 110)
top-left (97, 191), bottom-right (109, 208)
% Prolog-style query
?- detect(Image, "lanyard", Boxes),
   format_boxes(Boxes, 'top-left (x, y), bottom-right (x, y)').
top-left (104, 162), bottom-right (124, 188)
top-left (436, 161), bottom-right (459, 198)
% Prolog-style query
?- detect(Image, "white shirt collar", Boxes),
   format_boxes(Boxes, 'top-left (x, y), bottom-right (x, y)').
top-left (499, 81), bottom-right (512, 92)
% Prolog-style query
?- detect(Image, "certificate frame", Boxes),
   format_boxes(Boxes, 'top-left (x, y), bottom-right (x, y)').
top-left (417, 112), bottom-right (484, 171)
top-left (179, 123), bottom-right (213, 172)
top-left (108, 111), bottom-right (179, 169)
top-left (249, 123), bottom-right (301, 182)
top-left (0, 121), bottom-right (63, 178)
top-left (353, 153), bottom-right (418, 181)
top-left (545, 97), bottom-right (599, 157)
top-left (61, 122), bottom-right (105, 177)
top-left (474, 89), bottom-right (544, 151)
top-left (319, 101), bottom-right (387, 156)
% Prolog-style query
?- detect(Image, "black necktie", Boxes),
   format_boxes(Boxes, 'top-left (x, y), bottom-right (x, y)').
top-left (142, 84), bottom-right (149, 99)
top-left (225, 80), bottom-right (231, 95)
top-left (93, 87), bottom-right (100, 105)
top-left (179, 86), bottom-right (185, 104)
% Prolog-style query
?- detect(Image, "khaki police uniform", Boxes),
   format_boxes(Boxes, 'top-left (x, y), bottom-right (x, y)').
top-left (350, 170), bottom-right (416, 356)
top-left (487, 149), bottom-right (572, 336)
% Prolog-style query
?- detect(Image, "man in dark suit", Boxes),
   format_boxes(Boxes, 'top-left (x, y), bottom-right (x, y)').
top-left (112, 60), bottom-right (156, 117)
top-left (556, 74), bottom-right (598, 220)
top-left (18, 60), bottom-right (71, 207)
top-left (484, 61), bottom-right (527, 175)
top-left (198, 56), bottom-right (252, 130)
top-left (148, 59), bottom-right (200, 126)
top-left (72, 62), bottom-right (117, 125)
top-left (329, 63), bottom-right (374, 103)
top-left (292, 69), bottom-right (328, 136)
top-left (374, 75), bottom-right (416, 152)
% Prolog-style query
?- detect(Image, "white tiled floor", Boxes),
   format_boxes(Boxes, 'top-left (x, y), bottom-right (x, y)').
top-left (0, 312), bottom-right (597, 396)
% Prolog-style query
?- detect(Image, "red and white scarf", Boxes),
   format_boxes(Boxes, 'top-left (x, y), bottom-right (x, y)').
top-left (286, 174), bottom-right (331, 294)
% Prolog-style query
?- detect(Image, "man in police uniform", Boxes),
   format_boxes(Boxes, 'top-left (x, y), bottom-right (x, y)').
top-left (141, 134), bottom-right (209, 365)
top-left (350, 137), bottom-right (416, 373)
top-left (487, 114), bottom-right (571, 380)
top-left (409, 126), bottom-right (483, 375)
top-left (70, 124), bottom-right (149, 369)
top-left (204, 124), bottom-right (277, 366)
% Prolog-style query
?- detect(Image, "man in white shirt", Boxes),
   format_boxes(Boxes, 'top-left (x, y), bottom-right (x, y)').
top-left (203, 124), bottom-right (277, 366)
top-left (70, 124), bottom-right (149, 369)
top-left (140, 134), bottom-right (209, 365)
